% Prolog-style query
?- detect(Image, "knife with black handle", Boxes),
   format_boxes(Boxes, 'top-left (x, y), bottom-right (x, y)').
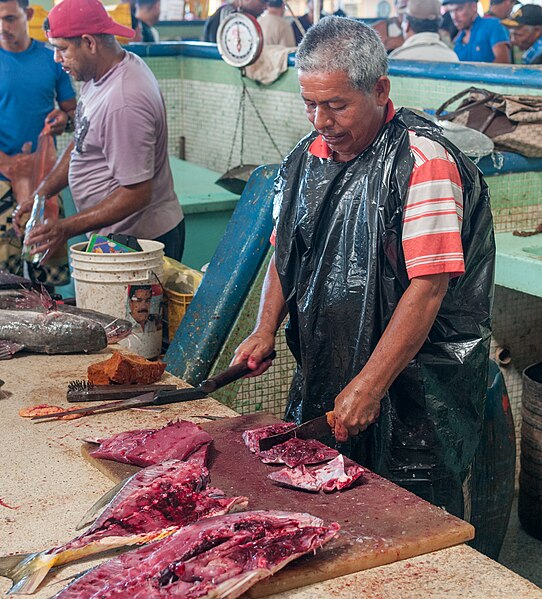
top-left (32, 351), bottom-right (276, 421)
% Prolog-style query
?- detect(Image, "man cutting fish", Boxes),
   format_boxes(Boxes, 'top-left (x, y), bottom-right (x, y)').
top-left (232, 17), bottom-right (495, 517)
top-left (13, 0), bottom-right (185, 262)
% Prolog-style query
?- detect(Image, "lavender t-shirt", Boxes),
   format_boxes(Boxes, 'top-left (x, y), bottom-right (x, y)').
top-left (69, 51), bottom-right (183, 239)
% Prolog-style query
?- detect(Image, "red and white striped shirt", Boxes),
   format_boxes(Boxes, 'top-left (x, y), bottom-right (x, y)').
top-left (271, 102), bottom-right (465, 280)
top-left (403, 131), bottom-right (464, 279)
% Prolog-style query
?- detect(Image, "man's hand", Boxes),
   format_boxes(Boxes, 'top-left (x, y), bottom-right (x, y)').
top-left (333, 380), bottom-right (382, 442)
top-left (45, 109), bottom-right (69, 136)
top-left (231, 330), bottom-right (276, 378)
top-left (332, 273), bottom-right (450, 443)
top-left (25, 219), bottom-right (68, 264)
top-left (12, 202), bottom-right (34, 237)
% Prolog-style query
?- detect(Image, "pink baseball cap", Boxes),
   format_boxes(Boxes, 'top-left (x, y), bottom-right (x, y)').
top-left (46, 0), bottom-right (136, 39)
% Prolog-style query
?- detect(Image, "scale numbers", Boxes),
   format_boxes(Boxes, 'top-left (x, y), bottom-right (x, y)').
top-left (217, 12), bottom-right (264, 68)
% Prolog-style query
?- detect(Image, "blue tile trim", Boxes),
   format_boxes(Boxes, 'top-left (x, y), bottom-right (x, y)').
top-left (126, 41), bottom-right (542, 88)
top-left (478, 152), bottom-right (542, 176)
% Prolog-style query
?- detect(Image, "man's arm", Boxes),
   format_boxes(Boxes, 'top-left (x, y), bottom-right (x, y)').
top-left (231, 253), bottom-right (287, 375)
top-left (333, 272), bottom-right (450, 442)
top-left (25, 178), bottom-right (152, 263)
top-left (493, 41), bottom-right (511, 63)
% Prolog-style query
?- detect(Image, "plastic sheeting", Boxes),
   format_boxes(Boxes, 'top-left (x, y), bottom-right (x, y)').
top-left (274, 109), bottom-right (495, 517)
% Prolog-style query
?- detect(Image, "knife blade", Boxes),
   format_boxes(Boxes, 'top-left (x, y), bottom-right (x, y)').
top-left (66, 382), bottom-right (178, 402)
top-left (31, 351), bottom-right (276, 421)
top-left (258, 413), bottom-right (334, 452)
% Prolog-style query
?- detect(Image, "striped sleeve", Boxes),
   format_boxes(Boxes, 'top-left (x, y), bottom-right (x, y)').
top-left (402, 132), bottom-right (465, 280)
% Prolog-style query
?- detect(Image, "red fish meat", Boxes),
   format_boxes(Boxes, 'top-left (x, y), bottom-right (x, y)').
top-left (258, 437), bottom-right (339, 468)
top-left (0, 460), bottom-right (247, 594)
top-left (268, 454), bottom-right (364, 493)
top-left (242, 422), bottom-right (297, 453)
top-left (53, 511), bottom-right (340, 598)
top-left (89, 420), bottom-right (212, 467)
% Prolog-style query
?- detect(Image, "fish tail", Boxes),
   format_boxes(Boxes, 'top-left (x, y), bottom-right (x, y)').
top-left (0, 530), bottom-right (176, 594)
top-left (0, 551), bottom-right (57, 595)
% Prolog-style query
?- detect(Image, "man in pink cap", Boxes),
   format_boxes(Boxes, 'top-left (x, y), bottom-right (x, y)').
top-left (16, 0), bottom-right (185, 262)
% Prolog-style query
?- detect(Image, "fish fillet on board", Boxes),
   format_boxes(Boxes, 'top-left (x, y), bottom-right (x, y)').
top-left (87, 420), bottom-right (213, 467)
top-left (53, 511), bottom-right (340, 599)
top-left (0, 460), bottom-right (248, 594)
top-left (258, 437), bottom-right (339, 468)
top-left (268, 454), bottom-right (365, 493)
top-left (242, 422), bottom-right (297, 453)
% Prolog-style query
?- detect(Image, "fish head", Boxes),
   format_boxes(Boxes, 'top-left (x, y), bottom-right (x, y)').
top-left (103, 319), bottom-right (133, 344)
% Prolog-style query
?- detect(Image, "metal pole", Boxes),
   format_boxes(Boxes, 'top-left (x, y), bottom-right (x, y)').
top-left (313, 0), bottom-right (320, 24)
top-left (284, 0), bottom-right (306, 39)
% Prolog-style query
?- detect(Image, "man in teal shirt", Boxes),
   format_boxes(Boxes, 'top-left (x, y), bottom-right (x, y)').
top-left (444, 0), bottom-right (511, 62)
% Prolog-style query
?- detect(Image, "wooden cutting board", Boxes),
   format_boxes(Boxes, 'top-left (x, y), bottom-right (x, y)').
top-left (81, 412), bottom-right (474, 597)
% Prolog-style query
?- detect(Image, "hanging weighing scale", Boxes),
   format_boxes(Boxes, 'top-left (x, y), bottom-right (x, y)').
top-left (215, 12), bottom-right (282, 194)
top-left (216, 12), bottom-right (264, 68)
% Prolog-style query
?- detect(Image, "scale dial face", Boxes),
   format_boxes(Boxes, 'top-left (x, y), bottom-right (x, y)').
top-left (217, 12), bottom-right (264, 68)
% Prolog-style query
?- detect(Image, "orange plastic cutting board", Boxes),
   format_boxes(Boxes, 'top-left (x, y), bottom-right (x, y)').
top-left (81, 412), bottom-right (474, 597)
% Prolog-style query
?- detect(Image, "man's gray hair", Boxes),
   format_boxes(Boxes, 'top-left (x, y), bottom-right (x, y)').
top-left (296, 16), bottom-right (388, 94)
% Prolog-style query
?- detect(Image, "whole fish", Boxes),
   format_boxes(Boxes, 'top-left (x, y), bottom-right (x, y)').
top-left (0, 308), bottom-right (108, 359)
top-left (0, 289), bottom-right (132, 344)
top-left (54, 305), bottom-right (132, 344)
top-left (0, 460), bottom-right (248, 595)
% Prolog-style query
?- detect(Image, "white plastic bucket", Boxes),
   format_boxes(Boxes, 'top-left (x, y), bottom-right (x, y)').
top-left (70, 239), bottom-right (165, 359)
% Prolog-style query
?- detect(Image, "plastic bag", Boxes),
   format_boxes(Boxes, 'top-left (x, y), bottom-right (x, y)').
top-left (275, 108), bottom-right (495, 518)
top-left (162, 257), bottom-right (203, 295)
top-left (34, 124), bottom-right (60, 221)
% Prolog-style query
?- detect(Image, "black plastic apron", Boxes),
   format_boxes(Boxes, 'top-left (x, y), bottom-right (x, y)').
top-left (274, 109), bottom-right (495, 517)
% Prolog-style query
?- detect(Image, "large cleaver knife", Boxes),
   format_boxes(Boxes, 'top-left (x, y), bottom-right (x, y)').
top-left (258, 412), bottom-right (334, 452)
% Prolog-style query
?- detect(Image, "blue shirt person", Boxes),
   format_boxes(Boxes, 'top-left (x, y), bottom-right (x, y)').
top-left (503, 4), bottom-right (542, 65)
top-left (444, 0), bottom-right (511, 62)
top-left (0, 0), bottom-right (76, 167)
top-left (0, 0), bottom-right (75, 279)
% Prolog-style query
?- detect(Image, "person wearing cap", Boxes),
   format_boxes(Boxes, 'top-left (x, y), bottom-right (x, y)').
top-left (258, 0), bottom-right (296, 46)
top-left (389, 0), bottom-right (459, 61)
top-left (444, 0), bottom-right (511, 62)
top-left (231, 17), bottom-right (494, 518)
top-left (503, 4), bottom-right (542, 64)
top-left (15, 0), bottom-right (185, 263)
top-left (485, 0), bottom-right (516, 20)
top-left (203, 0), bottom-right (267, 43)
top-left (373, 0), bottom-right (407, 52)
